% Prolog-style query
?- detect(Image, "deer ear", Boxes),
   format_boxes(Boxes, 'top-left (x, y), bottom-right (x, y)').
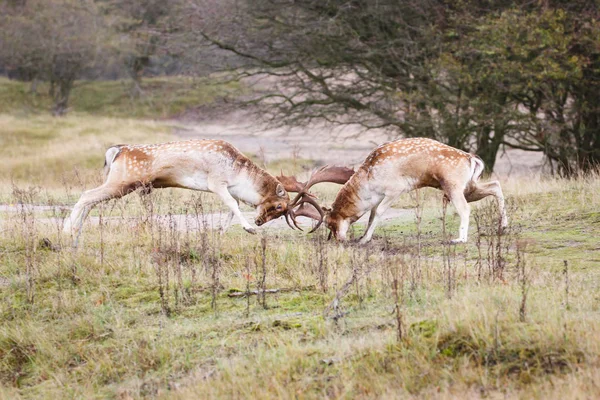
top-left (276, 184), bottom-right (286, 197)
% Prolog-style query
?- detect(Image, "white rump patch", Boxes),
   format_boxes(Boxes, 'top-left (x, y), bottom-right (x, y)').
top-left (103, 146), bottom-right (121, 180)
top-left (470, 157), bottom-right (485, 181)
top-left (105, 146), bottom-right (121, 166)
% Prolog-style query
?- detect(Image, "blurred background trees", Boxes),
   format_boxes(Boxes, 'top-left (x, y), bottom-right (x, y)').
top-left (0, 0), bottom-right (108, 115)
top-left (0, 0), bottom-right (598, 174)
top-left (97, 0), bottom-right (178, 96)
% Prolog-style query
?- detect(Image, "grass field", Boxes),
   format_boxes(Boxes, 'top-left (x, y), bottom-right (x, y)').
top-left (1, 78), bottom-right (600, 399)
top-left (0, 76), bottom-right (244, 119)
top-left (0, 75), bottom-right (248, 200)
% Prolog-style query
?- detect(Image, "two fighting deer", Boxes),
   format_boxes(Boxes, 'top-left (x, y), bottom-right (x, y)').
top-left (64, 137), bottom-right (507, 244)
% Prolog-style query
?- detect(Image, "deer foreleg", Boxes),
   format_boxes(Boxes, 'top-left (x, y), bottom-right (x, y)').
top-left (209, 182), bottom-right (256, 235)
top-left (357, 208), bottom-right (377, 244)
top-left (446, 189), bottom-right (471, 244)
top-left (358, 196), bottom-right (395, 244)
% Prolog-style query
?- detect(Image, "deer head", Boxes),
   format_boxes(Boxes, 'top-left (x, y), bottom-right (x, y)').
top-left (253, 182), bottom-right (289, 227)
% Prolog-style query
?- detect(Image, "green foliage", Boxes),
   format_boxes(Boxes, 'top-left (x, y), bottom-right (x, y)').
top-left (193, 1), bottom-right (600, 174)
top-left (429, 6), bottom-right (600, 173)
top-left (448, 9), bottom-right (583, 86)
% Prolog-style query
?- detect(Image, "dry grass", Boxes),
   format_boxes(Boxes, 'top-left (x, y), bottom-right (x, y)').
top-left (1, 170), bottom-right (599, 399)
top-left (1, 83), bottom-right (599, 398)
top-left (0, 114), bottom-right (174, 193)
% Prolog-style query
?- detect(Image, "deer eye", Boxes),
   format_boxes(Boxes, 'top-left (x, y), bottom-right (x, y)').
top-left (276, 204), bottom-right (283, 211)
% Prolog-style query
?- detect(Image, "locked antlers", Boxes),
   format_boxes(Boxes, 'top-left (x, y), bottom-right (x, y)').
top-left (278, 165), bottom-right (354, 232)
top-left (275, 174), bottom-right (305, 193)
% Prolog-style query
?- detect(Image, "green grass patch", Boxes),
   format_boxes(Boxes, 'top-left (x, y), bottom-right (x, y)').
top-left (0, 76), bottom-right (245, 119)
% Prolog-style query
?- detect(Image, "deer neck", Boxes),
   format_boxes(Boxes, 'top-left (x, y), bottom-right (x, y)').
top-left (231, 163), bottom-right (284, 207)
top-left (330, 171), bottom-right (366, 221)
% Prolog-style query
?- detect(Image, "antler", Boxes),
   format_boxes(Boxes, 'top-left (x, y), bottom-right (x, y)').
top-left (276, 172), bottom-right (306, 193)
top-left (286, 195), bottom-right (326, 233)
top-left (304, 165), bottom-right (356, 186)
top-left (288, 165), bottom-right (354, 206)
top-left (285, 165), bottom-right (354, 232)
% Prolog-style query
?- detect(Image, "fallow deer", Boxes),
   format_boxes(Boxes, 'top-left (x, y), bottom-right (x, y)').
top-left (287, 138), bottom-right (508, 244)
top-left (63, 139), bottom-right (352, 243)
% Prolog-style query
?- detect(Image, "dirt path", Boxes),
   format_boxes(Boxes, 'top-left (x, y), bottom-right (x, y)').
top-left (0, 204), bottom-right (413, 233)
top-left (173, 110), bottom-right (545, 177)
top-left (174, 110), bottom-right (389, 167)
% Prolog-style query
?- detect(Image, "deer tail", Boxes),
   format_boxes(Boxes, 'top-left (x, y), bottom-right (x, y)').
top-left (470, 155), bottom-right (485, 182)
top-left (103, 146), bottom-right (122, 181)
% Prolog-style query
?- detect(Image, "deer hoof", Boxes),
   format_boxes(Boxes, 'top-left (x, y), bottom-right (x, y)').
top-left (244, 227), bottom-right (257, 235)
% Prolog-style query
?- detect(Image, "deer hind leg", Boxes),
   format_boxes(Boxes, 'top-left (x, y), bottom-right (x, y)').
top-left (64, 184), bottom-right (130, 245)
top-left (465, 180), bottom-right (508, 230)
top-left (445, 188), bottom-right (471, 244)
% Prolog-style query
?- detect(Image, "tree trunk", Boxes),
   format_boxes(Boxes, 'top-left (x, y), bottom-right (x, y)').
top-left (579, 57), bottom-right (600, 172)
top-left (554, 129), bottom-right (576, 177)
top-left (128, 55), bottom-right (149, 99)
top-left (52, 78), bottom-right (74, 116)
top-left (130, 75), bottom-right (143, 99)
top-left (29, 78), bottom-right (39, 94)
top-left (475, 124), bottom-right (504, 174)
top-left (49, 79), bottom-right (55, 97)
top-left (579, 110), bottom-right (600, 172)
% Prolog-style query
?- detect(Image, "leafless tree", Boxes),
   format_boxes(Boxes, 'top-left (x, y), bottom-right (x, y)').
top-left (0, 0), bottom-right (108, 115)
